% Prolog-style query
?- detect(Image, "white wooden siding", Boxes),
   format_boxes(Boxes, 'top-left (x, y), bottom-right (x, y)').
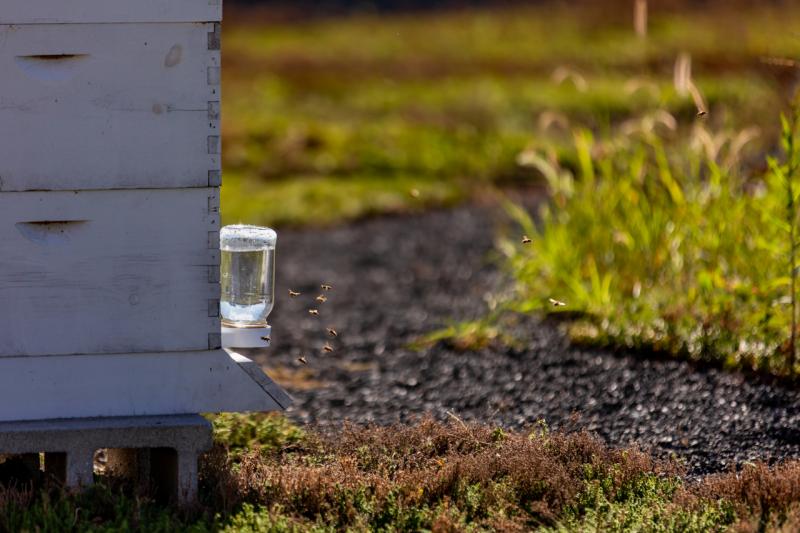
top-left (0, 0), bottom-right (292, 422)
top-left (0, 350), bottom-right (290, 422)
top-left (0, 188), bottom-right (221, 357)
top-left (0, 23), bottom-right (220, 191)
top-left (1, 1), bottom-right (222, 24)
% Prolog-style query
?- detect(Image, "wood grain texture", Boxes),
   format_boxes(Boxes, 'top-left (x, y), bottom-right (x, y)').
top-left (0, 23), bottom-right (220, 191)
top-left (1, 1), bottom-right (222, 24)
top-left (0, 350), bottom-right (288, 422)
top-left (0, 188), bottom-right (221, 357)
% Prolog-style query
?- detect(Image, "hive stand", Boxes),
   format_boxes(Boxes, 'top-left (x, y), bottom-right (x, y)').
top-left (0, 339), bottom-right (284, 505)
top-left (0, 415), bottom-right (211, 505)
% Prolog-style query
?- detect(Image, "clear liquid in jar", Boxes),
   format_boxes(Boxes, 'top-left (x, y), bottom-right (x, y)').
top-left (220, 247), bottom-right (275, 326)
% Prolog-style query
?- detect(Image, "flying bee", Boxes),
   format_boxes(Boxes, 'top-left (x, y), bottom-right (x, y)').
top-left (327, 327), bottom-right (338, 337)
top-left (308, 309), bottom-right (319, 316)
top-left (322, 343), bottom-right (334, 353)
top-left (697, 110), bottom-right (708, 117)
top-left (522, 235), bottom-right (532, 244)
top-left (297, 356), bottom-right (308, 365)
top-left (409, 188), bottom-right (420, 199)
top-left (316, 294), bottom-right (328, 303)
top-left (260, 335), bottom-right (271, 342)
top-left (548, 298), bottom-right (567, 307)
top-left (321, 284), bottom-right (333, 291)
top-left (288, 290), bottom-right (301, 297)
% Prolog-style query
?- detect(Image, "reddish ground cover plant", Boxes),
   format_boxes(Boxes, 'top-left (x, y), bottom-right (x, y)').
top-left (1, 416), bottom-right (800, 530)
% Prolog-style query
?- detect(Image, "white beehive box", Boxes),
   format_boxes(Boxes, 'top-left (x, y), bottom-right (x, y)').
top-left (0, 0), bottom-right (289, 421)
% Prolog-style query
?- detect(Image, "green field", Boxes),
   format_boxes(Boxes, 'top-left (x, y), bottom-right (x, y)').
top-left (220, 2), bottom-right (796, 227)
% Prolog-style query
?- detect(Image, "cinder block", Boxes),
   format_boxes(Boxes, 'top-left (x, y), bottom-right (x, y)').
top-left (0, 415), bottom-right (212, 505)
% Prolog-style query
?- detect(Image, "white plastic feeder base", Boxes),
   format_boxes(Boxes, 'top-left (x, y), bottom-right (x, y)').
top-left (221, 324), bottom-right (271, 349)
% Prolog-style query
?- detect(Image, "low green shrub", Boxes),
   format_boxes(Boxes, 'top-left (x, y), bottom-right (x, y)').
top-left (504, 110), bottom-right (800, 376)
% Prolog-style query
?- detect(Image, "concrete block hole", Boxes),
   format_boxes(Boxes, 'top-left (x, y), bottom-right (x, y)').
top-left (98, 447), bottom-right (185, 504)
top-left (0, 447), bottom-right (197, 505)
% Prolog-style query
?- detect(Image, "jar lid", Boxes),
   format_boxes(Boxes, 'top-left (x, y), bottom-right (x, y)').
top-left (220, 225), bottom-right (277, 251)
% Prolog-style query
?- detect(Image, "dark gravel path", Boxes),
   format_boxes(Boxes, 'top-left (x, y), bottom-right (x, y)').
top-left (247, 197), bottom-right (800, 476)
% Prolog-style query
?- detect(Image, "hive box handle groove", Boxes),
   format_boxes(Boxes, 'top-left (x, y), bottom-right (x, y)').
top-left (15, 54), bottom-right (91, 82)
top-left (15, 220), bottom-right (90, 245)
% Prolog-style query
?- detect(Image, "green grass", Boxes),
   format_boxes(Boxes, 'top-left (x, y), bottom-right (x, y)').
top-left (225, 4), bottom-right (800, 74)
top-left (221, 3), bottom-right (796, 226)
top-left (207, 413), bottom-right (305, 456)
top-left (5, 415), bottom-right (800, 532)
top-left (496, 109), bottom-right (800, 376)
top-left (221, 171), bottom-right (465, 228)
top-left (546, 473), bottom-right (735, 533)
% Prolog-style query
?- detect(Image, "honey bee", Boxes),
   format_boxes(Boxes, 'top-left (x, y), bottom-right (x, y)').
top-left (297, 356), bottom-right (308, 365)
top-left (327, 327), bottom-right (338, 337)
top-left (322, 343), bottom-right (334, 353)
top-left (260, 335), bottom-right (271, 342)
top-left (548, 298), bottom-right (566, 307)
top-left (288, 290), bottom-right (301, 297)
top-left (309, 309), bottom-right (320, 316)
top-left (522, 236), bottom-right (532, 244)
top-left (316, 295), bottom-right (328, 303)
top-left (697, 110), bottom-right (708, 117)
top-left (320, 284), bottom-right (333, 291)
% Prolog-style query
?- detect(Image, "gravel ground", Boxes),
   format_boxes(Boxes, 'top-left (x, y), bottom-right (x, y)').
top-left (247, 196), bottom-right (800, 476)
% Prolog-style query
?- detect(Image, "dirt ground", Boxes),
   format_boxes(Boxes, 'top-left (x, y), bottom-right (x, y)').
top-left (247, 196), bottom-right (800, 476)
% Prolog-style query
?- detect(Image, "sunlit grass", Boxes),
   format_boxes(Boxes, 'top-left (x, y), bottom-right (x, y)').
top-left (500, 114), bottom-right (800, 376)
top-left (221, 171), bottom-right (465, 226)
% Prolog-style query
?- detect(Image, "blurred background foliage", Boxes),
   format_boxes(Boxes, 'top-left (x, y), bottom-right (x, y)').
top-left (221, 0), bottom-right (800, 376)
top-left (220, 0), bottom-right (797, 227)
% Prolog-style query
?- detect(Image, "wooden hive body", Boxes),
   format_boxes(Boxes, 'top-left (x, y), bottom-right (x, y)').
top-left (0, 0), bottom-right (289, 421)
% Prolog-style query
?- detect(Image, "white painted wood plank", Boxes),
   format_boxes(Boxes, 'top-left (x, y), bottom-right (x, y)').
top-left (0, 350), bottom-right (289, 422)
top-left (229, 350), bottom-right (293, 410)
top-left (0, 23), bottom-right (220, 191)
top-left (1, 1), bottom-right (222, 24)
top-left (0, 188), bottom-right (221, 357)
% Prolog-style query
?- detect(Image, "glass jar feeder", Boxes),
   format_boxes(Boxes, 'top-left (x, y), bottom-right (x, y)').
top-left (220, 224), bottom-right (276, 328)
